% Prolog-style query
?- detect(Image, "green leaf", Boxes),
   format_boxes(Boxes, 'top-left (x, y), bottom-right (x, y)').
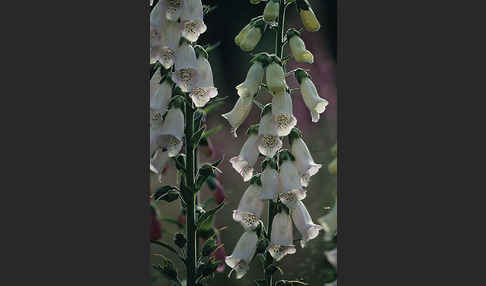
top-left (196, 202), bottom-right (225, 231)
top-left (153, 186), bottom-right (178, 201)
top-left (254, 279), bottom-right (266, 286)
top-left (173, 154), bottom-right (186, 173)
top-left (150, 240), bottom-right (179, 257)
top-left (201, 125), bottom-right (223, 140)
top-left (191, 126), bottom-right (207, 148)
top-left (195, 164), bottom-right (215, 191)
top-left (152, 259), bottom-right (181, 286)
top-left (202, 98), bottom-right (226, 114)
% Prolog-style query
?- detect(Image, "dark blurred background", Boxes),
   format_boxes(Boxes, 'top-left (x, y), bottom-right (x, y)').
top-left (151, 1), bottom-right (337, 285)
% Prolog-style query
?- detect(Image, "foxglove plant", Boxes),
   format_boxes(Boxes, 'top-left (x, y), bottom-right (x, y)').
top-left (223, 1), bottom-right (331, 285)
top-left (149, 1), bottom-right (226, 286)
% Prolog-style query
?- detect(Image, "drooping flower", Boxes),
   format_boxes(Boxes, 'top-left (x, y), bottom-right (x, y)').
top-left (265, 57), bottom-right (287, 94)
top-left (229, 125), bottom-right (260, 180)
top-left (189, 46), bottom-right (218, 107)
top-left (150, 69), bottom-right (163, 101)
top-left (150, 149), bottom-right (170, 174)
top-left (212, 240), bottom-right (227, 273)
top-left (238, 19), bottom-right (265, 52)
top-left (151, 2), bottom-right (182, 68)
top-left (150, 2), bottom-right (162, 48)
top-left (287, 28), bottom-right (314, 64)
top-left (296, 0), bottom-right (321, 32)
top-left (318, 202), bottom-right (337, 241)
top-left (267, 211), bottom-right (296, 262)
top-left (233, 175), bottom-right (265, 230)
top-left (236, 59), bottom-right (265, 98)
top-left (172, 42), bottom-right (198, 92)
top-left (151, 77), bottom-right (173, 115)
top-left (295, 68), bottom-right (328, 122)
top-left (278, 150), bottom-right (307, 209)
top-left (260, 158), bottom-right (279, 201)
top-left (289, 128), bottom-right (322, 187)
top-left (272, 90), bottom-right (297, 136)
top-left (257, 104), bottom-right (283, 158)
top-left (291, 200), bottom-right (323, 247)
top-left (263, 0), bottom-right (280, 25)
top-left (151, 100), bottom-right (185, 157)
top-left (235, 16), bottom-right (262, 46)
top-left (222, 95), bottom-right (254, 138)
top-left (225, 231), bottom-right (258, 279)
top-left (325, 248), bottom-right (337, 269)
top-left (180, 0), bottom-right (207, 42)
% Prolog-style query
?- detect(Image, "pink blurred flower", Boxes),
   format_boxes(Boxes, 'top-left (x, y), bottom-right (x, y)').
top-left (150, 207), bottom-right (162, 241)
top-left (212, 178), bottom-right (226, 204)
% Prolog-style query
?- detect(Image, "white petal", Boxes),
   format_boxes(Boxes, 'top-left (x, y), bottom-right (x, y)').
top-left (272, 91), bottom-right (297, 136)
top-left (266, 62), bottom-right (286, 94)
top-left (267, 212), bottom-right (296, 261)
top-left (151, 80), bottom-right (172, 112)
top-left (233, 184), bottom-right (264, 229)
top-left (261, 167), bottom-right (279, 200)
top-left (292, 201), bottom-right (323, 247)
top-left (291, 137), bottom-right (322, 186)
top-left (222, 96), bottom-right (254, 138)
top-left (225, 231), bottom-right (258, 279)
top-left (150, 149), bottom-right (170, 174)
top-left (236, 62), bottom-right (264, 97)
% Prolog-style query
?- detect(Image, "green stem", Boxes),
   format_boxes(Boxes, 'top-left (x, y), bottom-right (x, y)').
top-left (265, 3), bottom-right (286, 286)
top-left (184, 99), bottom-right (197, 286)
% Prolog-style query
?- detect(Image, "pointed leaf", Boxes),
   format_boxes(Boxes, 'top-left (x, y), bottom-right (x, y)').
top-left (196, 202), bottom-right (225, 231)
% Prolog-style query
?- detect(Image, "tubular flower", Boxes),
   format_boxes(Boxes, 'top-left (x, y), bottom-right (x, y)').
top-left (232, 175), bottom-right (265, 230)
top-left (235, 17), bottom-right (258, 46)
top-left (295, 69), bottom-right (328, 123)
top-left (260, 158), bottom-right (279, 201)
top-left (297, 0), bottom-right (321, 32)
top-left (272, 90), bottom-right (297, 136)
top-left (189, 46), bottom-right (218, 107)
top-left (267, 211), bottom-right (296, 262)
top-left (172, 42), bottom-right (198, 92)
top-left (236, 60), bottom-right (264, 97)
top-left (257, 104), bottom-right (283, 158)
top-left (151, 77), bottom-right (172, 115)
top-left (165, 0), bottom-right (185, 21)
top-left (325, 248), bottom-right (337, 269)
top-left (154, 104), bottom-right (185, 157)
top-left (150, 70), bottom-right (163, 100)
top-left (318, 202), bottom-right (337, 241)
top-left (150, 149), bottom-right (170, 174)
top-left (222, 95), bottom-right (254, 137)
top-left (212, 241), bottom-right (227, 273)
top-left (291, 200), bottom-right (323, 248)
top-left (289, 128), bottom-right (322, 187)
top-left (263, 0), bottom-right (280, 25)
top-left (225, 231), bottom-right (258, 279)
top-left (278, 151), bottom-right (307, 209)
top-left (238, 22), bottom-right (264, 52)
top-left (265, 59), bottom-right (287, 95)
top-left (229, 125), bottom-right (260, 180)
top-left (287, 29), bottom-right (314, 63)
top-left (150, 2), bottom-right (162, 47)
top-left (180, 0), bottom-right (207, 42)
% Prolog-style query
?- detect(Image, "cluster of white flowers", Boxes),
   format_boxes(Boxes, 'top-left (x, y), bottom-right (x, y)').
top-left (224, 0), bottom-right (332, 280)
top-left (150, 0), bottom-right (218, 174)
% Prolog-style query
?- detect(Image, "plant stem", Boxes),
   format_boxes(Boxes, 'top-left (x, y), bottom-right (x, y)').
top-left (265, 2), bottom-right (286, 286)
top-left (184, 99), bottom-right (197, 286)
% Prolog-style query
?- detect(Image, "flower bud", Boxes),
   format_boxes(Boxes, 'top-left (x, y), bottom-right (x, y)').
top-left (263, 0), bottom-right (280, 24)
top-left (287, 29), bottom-right (314, 63)
top-left (239, 25), bottom-right (263, 52)
top-left (295, 69), bottom-right (328, 122)
top-left (266, 60), bottom-right (287, 94)
top-left (297, 0), bottom-right (321, 32)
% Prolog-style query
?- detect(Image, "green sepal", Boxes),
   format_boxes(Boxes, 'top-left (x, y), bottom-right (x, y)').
top-left (296, 0), bottom-right (311, 11)
top-left (196, 202), bottom-right (225, 231)
top-left (173, 154), bottom-right (186, 173)
top-left (153, 186), bottom-right (179, 202)
top-left (287, 127), bottom-right (303, 146)
top-left (278, 149), bottom-right (296, 165)
top-left (261, 157), bottom-right (278, 171)
top-left (261, 103), bottom-right (272, 118)
top-left (191, 126), bottom-right (207, 148)
top-left (294, 68), bottom-right (311, 85)
top-left (194, 45), bottom-right (208, 59)
top-left (286, 28), bottom-right (301, 40)
top-left (247, 124), bottom-right (260, 136)
top-left (249, 173), bottom-right (262, 186)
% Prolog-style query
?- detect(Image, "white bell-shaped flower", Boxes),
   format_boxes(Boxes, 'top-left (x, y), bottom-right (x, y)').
top-left (150, 108), bottom-right (165, 130)
top-left (260, 158), bottom-right (279, 201)
top-left (225, 231), bottom-right (258, 279)
top-left (236, 61), bottom-right (264, 97)
top-left (151, 78), bottom-right (172, 114)
top-left (150, 2), bottom-right (162, 47)
top-left (150, 69), bottom-right (163, 97)
top-left (180, 0), bottom-right (207, 42)
top-left (266, 60), bottom-right (287, 95)
top-left (288, 29), bottom-right (314, 64)
top-left (272, 90), bottom-right (297, 136)
top-left (318, 202), bottom-right (337, 241)
top-left (325, 248), bottom-right (337, 269)
top-left (289, 128), bottom-right (322, 187)
top-left (189, 47), bottom-right (218, 107)
top-left (267, 211), bottom-right (296, 262)
top-left (150, 149), bottom-right (170, 174)
top-left (229, 125), bottom-right (260, 181)
top-left (233, 176), bottom-right (264, 230)
top-left (295, 69), bottom-right (328, 123)
top-left (292, 200), bottom-right (323, 248)
top-left (172, 42), bottom-right (198, 92)
top-left (257, 104), bottom-right (283, 158)
top-left (157, 19), bottom-right (182, 69)
top-left (164, 0), bottom-right (185, 21)
top-left (154, 105), bottom-right (185, 157)
top-left (222, 95), bottom-right (254, 138)
top-left (278, 152), bottom-right (307, 209)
